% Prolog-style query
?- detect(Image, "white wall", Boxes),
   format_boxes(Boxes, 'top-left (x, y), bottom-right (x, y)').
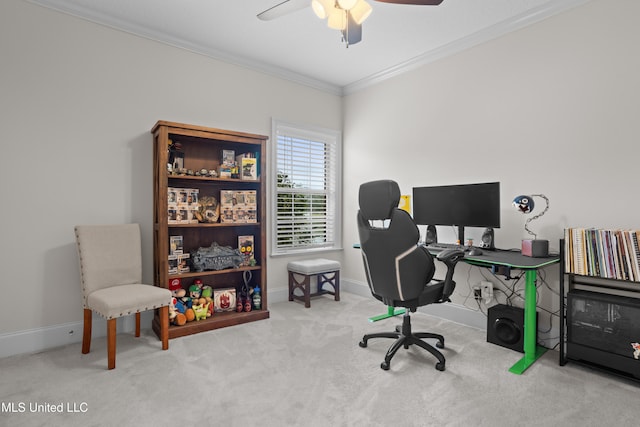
top-left (0, 0), bottom-right (341, 348)
top-left (342, 0), bottom-right (640, 345)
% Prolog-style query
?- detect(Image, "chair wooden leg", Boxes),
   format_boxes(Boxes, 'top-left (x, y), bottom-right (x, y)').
top-left (82, 309), bottom-right (92, 354)
top-left (107, 318), bottom-right (116, 370)
top-left (159, 306), bottom-right (169, 350)
top-left (135, 312), bottom-right (141, 337)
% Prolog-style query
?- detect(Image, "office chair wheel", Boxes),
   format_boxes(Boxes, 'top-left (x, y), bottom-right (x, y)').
top-left (381, 361), bottom-right (390, 370)
top-left (436, 362), bottom-right (445, 371)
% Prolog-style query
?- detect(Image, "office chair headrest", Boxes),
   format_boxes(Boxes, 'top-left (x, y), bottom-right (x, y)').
top-left (359, 180), bottom-right (401, 220)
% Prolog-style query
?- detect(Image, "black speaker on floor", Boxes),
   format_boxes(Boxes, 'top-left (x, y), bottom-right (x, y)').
top-left (487, 304), bottom-right (534, 353)
top-left (425, 225), bottom-right (437, 245)
top-left (480, 227), bottom-right (495, 250)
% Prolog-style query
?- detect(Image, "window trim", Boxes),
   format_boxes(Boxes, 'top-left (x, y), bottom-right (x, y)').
top-left (270, 119), bottom-right (342, 256)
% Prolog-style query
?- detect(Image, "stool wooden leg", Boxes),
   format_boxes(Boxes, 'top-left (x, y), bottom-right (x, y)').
top-left (288, 271), bottom-right (294, 302)
top-left (304, 275), bottom-right (311, 308)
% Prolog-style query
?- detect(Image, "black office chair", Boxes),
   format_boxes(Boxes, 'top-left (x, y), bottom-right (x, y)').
top-left (357, 180), bottom-right (464, 371)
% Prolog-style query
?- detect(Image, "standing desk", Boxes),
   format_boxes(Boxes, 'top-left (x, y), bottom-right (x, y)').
top-left (462, 250), bottom-right (559, 374)
top-left (355, 242), bottom-right (559, 373)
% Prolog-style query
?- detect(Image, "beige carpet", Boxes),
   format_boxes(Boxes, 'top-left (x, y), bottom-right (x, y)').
top-left (1, 292), bottom-right (639, 427)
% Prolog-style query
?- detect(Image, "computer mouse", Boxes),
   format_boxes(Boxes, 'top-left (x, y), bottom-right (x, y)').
top-left (468, 248), bottom-right (483, 256)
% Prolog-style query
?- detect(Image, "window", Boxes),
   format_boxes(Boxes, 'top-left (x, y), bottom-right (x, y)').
top-left (271, 119), bottom-right (342, 255)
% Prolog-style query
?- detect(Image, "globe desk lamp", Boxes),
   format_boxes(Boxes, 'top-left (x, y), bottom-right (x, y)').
top-left (513, 194), bottom-right (549, 257)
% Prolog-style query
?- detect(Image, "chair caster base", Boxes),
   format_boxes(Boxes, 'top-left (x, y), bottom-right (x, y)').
top-left (436, 341), bottom-right (444, 349)
top-left (359, 340), bottom-right (367, 348)
top-left (436, 362), bottom-right (445, 371)
top-left (381, 361), bottom-right (390, 370)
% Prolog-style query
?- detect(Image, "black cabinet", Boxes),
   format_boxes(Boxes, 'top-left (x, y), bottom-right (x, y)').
top-left (560, 239), bottom-right (640, 380)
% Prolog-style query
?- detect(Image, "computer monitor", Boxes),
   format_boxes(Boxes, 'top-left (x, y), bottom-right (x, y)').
top-left (412, 182), bottom-right (500, 244)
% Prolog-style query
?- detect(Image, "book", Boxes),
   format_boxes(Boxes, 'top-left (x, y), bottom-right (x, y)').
top-left (566, 227), bottom-right (640, 282)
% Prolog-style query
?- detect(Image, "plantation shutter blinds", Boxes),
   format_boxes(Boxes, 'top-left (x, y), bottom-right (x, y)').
top-left (272, 121), bottom-right (341, 254)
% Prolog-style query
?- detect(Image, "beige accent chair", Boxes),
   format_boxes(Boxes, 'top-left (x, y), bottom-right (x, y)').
top-left (74, 224), bottom-right (171, 370)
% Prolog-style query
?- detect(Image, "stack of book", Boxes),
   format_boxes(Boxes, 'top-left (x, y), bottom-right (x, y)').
top-left (564, 228), bottom-right (640, 281)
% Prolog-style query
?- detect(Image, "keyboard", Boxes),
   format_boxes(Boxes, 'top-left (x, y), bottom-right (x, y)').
top-left (424, 243), bottom-right (466, 252)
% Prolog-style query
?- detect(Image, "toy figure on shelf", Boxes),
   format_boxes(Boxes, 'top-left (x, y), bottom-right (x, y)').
top-left (201, 286), bottom-right (214, 317)
top-left (189, 283), bottom-right (202, 300)
top-left (192, 301), bottom-right (210, 321)
top-left (169, 297), bottom-right (187, 326)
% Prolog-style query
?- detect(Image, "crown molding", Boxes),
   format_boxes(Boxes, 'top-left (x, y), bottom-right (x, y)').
top-left (342, 0), bottom-right (594, 95)
top-left (28, 0), bottom-right (592, 97)
top-left (26, 0), bottom-right (343, 96)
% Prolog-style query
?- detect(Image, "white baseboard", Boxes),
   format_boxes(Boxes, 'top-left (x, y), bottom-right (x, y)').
top-left (0, 283), bottom-right (485, 359)
top-left (343, 279), bottom-right (487, 330)
top-left (0, 312), bottom-right (152, 359)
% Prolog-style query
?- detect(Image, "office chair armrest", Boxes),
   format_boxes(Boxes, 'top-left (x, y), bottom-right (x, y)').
top-left (436, 248), bottom-right (465, 262)
top-left (436, 248), bottom-right (465, 301)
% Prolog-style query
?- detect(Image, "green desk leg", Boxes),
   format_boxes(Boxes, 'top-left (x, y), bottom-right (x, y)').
top-left (509, 269), bottom-right (547, 374)
top-left (368, 306), bottom-right (406, 322)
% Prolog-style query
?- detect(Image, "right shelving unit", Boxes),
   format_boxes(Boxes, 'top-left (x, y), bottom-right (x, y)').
top-left (150, 120), bottom-right (269, 340)
top-left (560, 229), bottom-right (640, 380)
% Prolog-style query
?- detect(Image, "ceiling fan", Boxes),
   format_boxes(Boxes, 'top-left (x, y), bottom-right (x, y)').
top-left (258, 0), bottom-right (444, 47)
top-left (257, 0), bottom-right (444, 46)
top-left (257, 0), bottom-right (444, 21)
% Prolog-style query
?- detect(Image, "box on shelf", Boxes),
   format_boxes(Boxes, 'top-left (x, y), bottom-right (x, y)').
top-left (168, 188), bottom-right (178, 206)
top-left (218, 166), bottom-right (232, 178)
top-left (169, 235), bottom-right (183, 255)
top-left (187, 189), bottom-right (199, 208)
top-left (220, 190), bottom-right (258, 223)
top-left (178, 253), bottom-right (190, 273)
top-left (168, 255), bottom-right (178, 274)
top-left (236, 154), bottom-right (257, 180)
top-left (213, 288), bottom-right (236, 312)
top-left (168, 187), bottom-right (199, 224)
top-left (221, 149), bottom-right (235, 167)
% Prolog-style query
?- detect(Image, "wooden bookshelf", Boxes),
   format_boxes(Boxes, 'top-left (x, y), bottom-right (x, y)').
top-left (150, 120), bottom-right (269, 340)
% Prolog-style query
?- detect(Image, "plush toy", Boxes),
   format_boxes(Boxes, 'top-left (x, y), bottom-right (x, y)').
top-left (192, 301), bottom-right (210, 321)
top-left (169, 297), bottom-right (186, 326)
top-left (201, 286), bottom-right (214, 317)
top-left (188, 284), bottom-right (202, 300)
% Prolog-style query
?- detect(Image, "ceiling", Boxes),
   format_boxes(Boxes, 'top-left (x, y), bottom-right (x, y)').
top-left (30, 0), bottom-right (590, 94)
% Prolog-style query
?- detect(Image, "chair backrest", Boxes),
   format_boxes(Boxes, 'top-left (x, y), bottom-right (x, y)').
top-left (75, 224), bottom-right (143, 300)
top-left (357, 180), bottom-right (436, 306)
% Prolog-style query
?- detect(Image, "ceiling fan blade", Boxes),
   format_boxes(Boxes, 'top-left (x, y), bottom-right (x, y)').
top-left (374, 0), bottom-right (444, 4)
top-left (257, 0), bottom-right (309, 21)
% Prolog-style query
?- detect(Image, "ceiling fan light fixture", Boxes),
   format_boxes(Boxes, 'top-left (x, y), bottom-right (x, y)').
top-left (337, 0), bottom-right (359, 10)
top-left (350, 0), bottom-right (372, 24)
top-left (327, 7), bottom-right (347, 30)
top-left (311, 0), bottom-right (334, 19)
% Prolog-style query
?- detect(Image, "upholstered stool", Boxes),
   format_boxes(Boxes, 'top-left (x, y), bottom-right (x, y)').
top-left (288, 259), bottom-right (341, 308)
